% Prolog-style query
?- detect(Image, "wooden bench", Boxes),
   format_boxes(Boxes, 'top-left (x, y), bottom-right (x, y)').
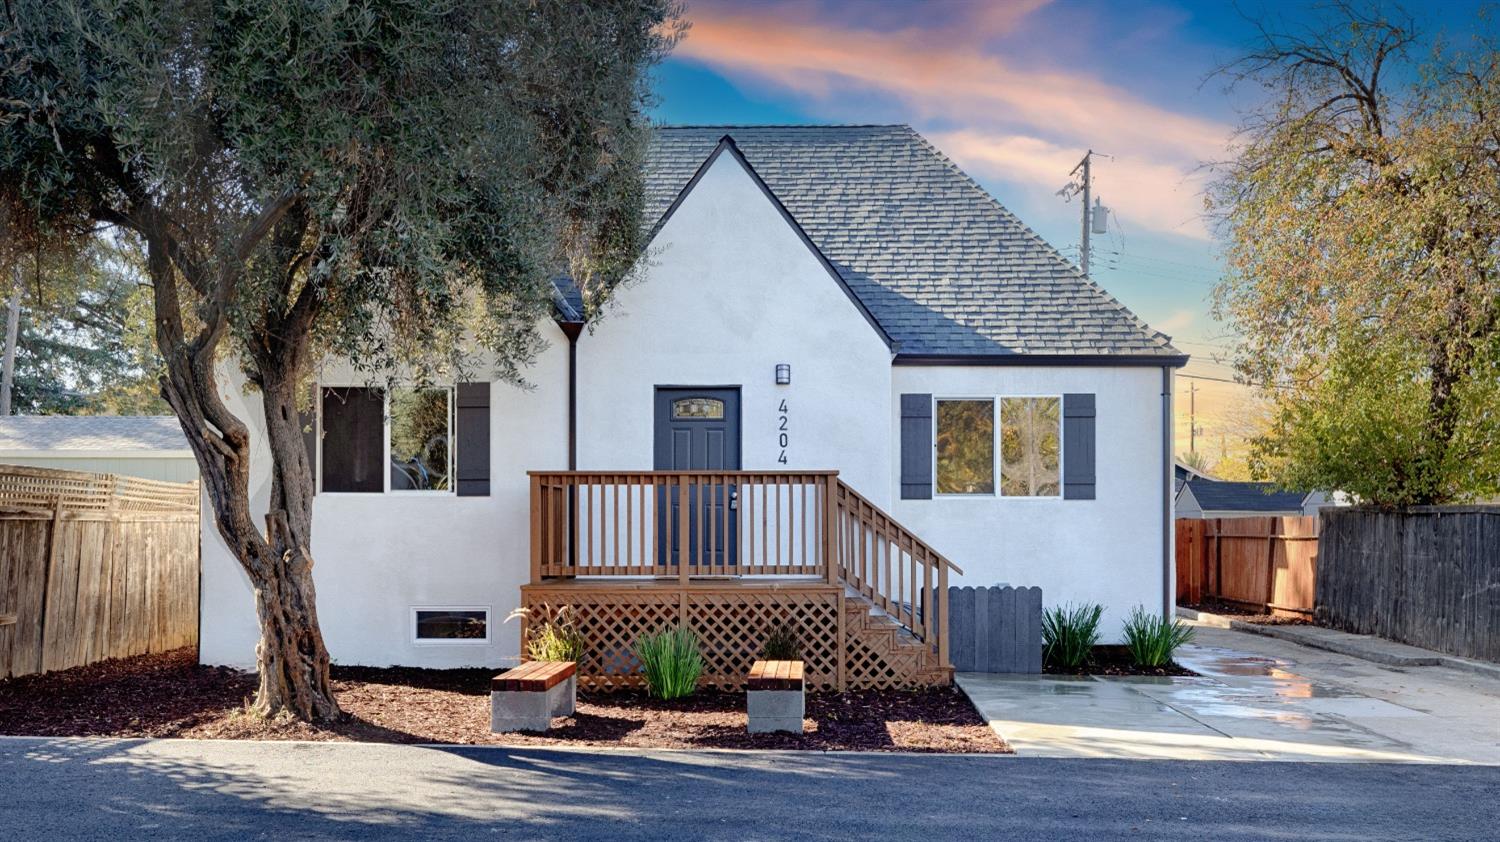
top-left (490, 660), bottom-right (577, 732)
top-left (747, 659), bottom-right (805, 734)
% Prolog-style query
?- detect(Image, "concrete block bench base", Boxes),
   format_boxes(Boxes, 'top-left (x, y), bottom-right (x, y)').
top-left (747, 659), bottom-right (806, 734)
top-left (747, 689), bottom-right (805, 734)
top-left (490, 662), bottom-right (577, 733)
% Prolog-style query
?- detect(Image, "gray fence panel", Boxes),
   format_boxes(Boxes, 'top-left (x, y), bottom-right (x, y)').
top-left (946, 585), bottom-right (1042, 673)
top-left (1318, 507), bottom-right (1500, 662)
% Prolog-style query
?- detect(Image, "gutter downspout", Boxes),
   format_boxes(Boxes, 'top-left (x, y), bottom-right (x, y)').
top-left (1162, 365), bottom-right (1175, 618)
top-left (560, 321), bottom-right (583, 568)
top-left (560, 322), bottom-right (583, 470)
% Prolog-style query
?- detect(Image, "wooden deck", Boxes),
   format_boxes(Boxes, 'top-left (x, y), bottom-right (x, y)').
top-left (523, 471), bottom-right (959, 691)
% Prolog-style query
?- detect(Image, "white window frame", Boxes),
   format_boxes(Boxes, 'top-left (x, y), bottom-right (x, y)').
top-left (387, 385), bottom-right (456, 497)
top-left (929, 394), bottom-right (1065, 500)
top-left (932, 396), bottom-right (998, 498)
top-left (315, 383), bottom-right (456, 496)
top-left (997, 394), bottom-right (1064, 500)
top-left (411, 605), bottom-right (492, 645)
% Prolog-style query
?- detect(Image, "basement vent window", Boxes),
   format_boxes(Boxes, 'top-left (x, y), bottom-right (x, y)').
top-left (412, 607), bottom-right (490, 644)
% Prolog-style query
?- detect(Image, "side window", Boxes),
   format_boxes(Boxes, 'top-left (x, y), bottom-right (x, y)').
top-left (935, 399), bottom-right (995, 495)
top-left (1000, 397), bottom-right (1062, 497)
top-left (390, 387), bottom-right (452, 492)
top-left (321, 387), bottom-right (384, 493)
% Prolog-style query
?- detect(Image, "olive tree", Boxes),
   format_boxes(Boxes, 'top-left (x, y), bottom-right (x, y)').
top-left (0, 0), bottom-right (683, 719)
top-left (1210, 4), bottom-right (1500, 506)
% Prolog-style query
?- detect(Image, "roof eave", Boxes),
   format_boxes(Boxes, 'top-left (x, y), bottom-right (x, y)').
top-left (893, 352), bottom-right (1190, 368)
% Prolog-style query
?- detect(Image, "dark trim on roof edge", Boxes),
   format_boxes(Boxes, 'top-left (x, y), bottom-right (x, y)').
top-left (644, 134), bottom-right (897, 350)
top-left (894, 353), bottom-right (1190, 368)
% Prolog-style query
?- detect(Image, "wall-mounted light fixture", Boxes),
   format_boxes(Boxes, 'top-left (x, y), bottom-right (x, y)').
top-left (775, 363), bottom-right (791, 385)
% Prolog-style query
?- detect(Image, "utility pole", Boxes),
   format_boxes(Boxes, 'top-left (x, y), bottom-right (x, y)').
top-left (1059, 150), bottom-right (1108, 277)
top-left (1072, 150), bottom-right (1092, 277)
top-left (0, 265), bottom-right (19, 417)
top-left (1188, 381), bottom-right (1197, 454)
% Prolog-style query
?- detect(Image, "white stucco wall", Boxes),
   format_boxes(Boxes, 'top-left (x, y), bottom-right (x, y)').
top-left (576, 147), bottom-right (893, 499)
top-left (890, 365), bottom-right (1171, 641)
top-left (198, 329), bottom-right (570, 670)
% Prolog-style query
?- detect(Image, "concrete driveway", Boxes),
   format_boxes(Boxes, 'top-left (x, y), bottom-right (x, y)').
top-left (959, 625), bottom-right (1500, 763)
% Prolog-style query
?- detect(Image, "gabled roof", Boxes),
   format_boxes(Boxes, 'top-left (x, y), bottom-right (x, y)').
top-left (640, 125), bottom-right (1185, 363)
top-left (1182, 478), bottom-right (1307, 513)
top-left (0, 416), bottom-right (189, 454)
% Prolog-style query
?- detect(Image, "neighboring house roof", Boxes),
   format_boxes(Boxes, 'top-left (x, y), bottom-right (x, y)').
top-left (631, 125), bottom-right (1185, 363)
top-left (1181, 479), bottom-right (1307, 513)
top-left (0, 416), bottom-right (190, 454)
top-left (1174, 461), bottom-right (1216, 494)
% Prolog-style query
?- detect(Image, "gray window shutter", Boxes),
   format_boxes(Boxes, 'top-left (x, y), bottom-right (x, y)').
top-left (300, 383), bottom-right (318, 494)
top-left (900, 393), bottom-right (933, 500)
top-left (455, 382), bottom-right (491, 496)
top-left (1063, 393), bottom-right (1096, 500)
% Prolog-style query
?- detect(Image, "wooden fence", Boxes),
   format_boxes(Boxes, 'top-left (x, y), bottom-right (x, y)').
top-left (1176, 516), bottom-right (1319, 616)
top-left (1318, 506), bottom-right (1500, 662)
top-left (0, 464), bottom-right (200, 679)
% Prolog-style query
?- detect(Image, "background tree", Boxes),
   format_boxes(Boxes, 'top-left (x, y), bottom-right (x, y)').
top-left (1210, 3), bottom-right (1500, 506)
top-left (4, 240), bottom-right (166, 414)
top-left (0, 0), bottom-right (683, 719)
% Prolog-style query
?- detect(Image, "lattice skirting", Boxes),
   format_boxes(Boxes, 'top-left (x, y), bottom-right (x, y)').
top-left (521, 583), bottom-right (952, 691)
top-left (521, 584), bottom-right (840, 690)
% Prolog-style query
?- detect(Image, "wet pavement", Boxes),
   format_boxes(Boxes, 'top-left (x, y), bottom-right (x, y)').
top-left (958, 625), bottom-right (1500, 763)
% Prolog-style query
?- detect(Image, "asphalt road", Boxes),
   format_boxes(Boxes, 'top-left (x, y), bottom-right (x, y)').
top-left (0, 737), bottom-right (1494, 841)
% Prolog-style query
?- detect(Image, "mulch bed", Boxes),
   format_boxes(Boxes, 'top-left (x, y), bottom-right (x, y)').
top-left (1182, 599), bottom-right (1313, 626)
top-left (0, 648), bottom-right (1008, 753)
top-left (1043, 645), bottom-right (1198, 677)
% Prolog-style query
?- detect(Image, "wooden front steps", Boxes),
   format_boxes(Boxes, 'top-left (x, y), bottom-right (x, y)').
top-left (842, 591), bottom-right (953, 690)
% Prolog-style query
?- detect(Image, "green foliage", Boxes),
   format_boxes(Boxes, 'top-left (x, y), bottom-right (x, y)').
top-left (1041, 602), bottom-right (1102, 669)
top-left (635, 627), bottom-right (702, 700)
top-left (1121, 606), bottom-right (1195, 668)
top-left (1209, 8), bottom-right (1500, 505)
top-left (760, 623), bottom-right (801, 661)
top-left (524, 609), bottom-right (586, 664)
top-left (4, 240), bottom-right (166, 415)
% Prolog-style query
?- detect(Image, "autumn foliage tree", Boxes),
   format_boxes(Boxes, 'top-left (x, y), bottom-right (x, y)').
top-left (0, 0), bottom-right (683, 719)
top-left (1210, 4), bottom-right (1500, 506)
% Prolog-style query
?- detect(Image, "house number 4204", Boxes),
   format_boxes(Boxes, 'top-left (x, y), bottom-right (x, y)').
top-left (777, 399), bottom-right (789, 465)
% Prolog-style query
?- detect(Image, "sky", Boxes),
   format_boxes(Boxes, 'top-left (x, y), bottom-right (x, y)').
top-left (649, 0), bottom-right (1485, 471)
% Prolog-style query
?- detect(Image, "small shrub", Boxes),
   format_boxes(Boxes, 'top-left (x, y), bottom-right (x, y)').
top-left (508, 607), bottom-right (586, 663)
top-left (1042, 602), bottom-right (1103, 669)
top-left (1122, 606), bottom-right (1195, 667)
top-left (760, 623), bottom-right (801, 661)
top-left (635, 627), bottom-right (703, 699)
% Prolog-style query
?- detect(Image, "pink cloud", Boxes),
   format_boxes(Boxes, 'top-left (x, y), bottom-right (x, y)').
top-left (674, 2), bottom-right (1229, 240)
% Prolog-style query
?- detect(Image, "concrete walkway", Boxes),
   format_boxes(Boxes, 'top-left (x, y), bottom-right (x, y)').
top-left (2, 736), bottom-right (1498, 840)
top-left (959, 625), bottom-right (1500, 763)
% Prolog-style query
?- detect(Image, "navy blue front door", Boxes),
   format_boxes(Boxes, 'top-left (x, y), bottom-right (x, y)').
top-left (654, 388), bottom-right (740, 567)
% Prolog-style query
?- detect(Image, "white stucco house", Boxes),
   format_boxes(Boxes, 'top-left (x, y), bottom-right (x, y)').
top-left (199, 126), bottom-right (1187, 682)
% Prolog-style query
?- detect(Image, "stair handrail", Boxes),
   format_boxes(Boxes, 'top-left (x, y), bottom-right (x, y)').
top-left (830, 478), bottom-right (959, 670)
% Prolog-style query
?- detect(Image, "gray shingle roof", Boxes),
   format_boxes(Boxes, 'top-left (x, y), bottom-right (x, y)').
top-left (1184, 479), bottom-right (1307, 513)
top-left (0, 416), bottom-right (189, 453)
top-left (642, 125), bottom-right (1183, 360)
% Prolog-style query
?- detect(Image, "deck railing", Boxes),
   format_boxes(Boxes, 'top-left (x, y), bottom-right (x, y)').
top-left (528, 470), bottom-right (960, 661)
